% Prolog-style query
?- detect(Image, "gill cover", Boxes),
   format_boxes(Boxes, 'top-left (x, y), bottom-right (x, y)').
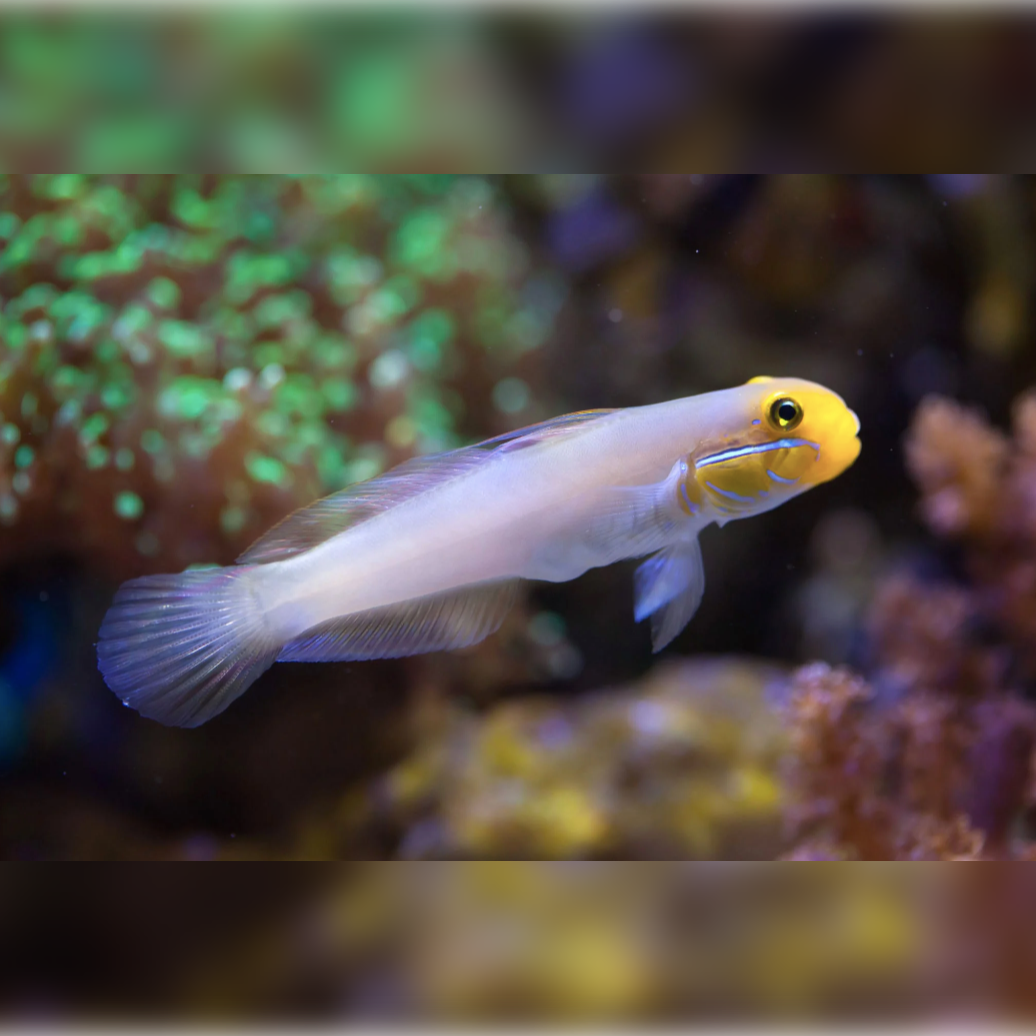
top-left (687, 437), bottom-right (822, 517)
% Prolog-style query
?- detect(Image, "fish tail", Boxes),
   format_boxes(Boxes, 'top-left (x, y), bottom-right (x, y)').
top-left (96, 565), bottom-right (278, 728)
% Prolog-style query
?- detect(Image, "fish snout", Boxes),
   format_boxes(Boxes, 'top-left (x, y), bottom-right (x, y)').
top-left (804, 405), bottom-right (861, 485)
top-left (841, 408), bottom-right (862, 467)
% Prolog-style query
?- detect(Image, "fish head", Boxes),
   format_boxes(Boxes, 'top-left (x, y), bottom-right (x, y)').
top-left (680, 376), bottom-right (861, 519)
top-left (747, 375), bottom-right (861, 487)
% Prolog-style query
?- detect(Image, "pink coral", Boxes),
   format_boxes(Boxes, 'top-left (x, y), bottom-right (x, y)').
top-left (904, 395), bottom-right (1008, 539)
top-left (784, 388), bottom-right (1036, 860)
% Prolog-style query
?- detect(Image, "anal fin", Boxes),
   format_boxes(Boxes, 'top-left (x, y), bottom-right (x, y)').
top-left (634, 537), bottom-right (705, 652)
top-left (277, 580), bottom-right (520, 662)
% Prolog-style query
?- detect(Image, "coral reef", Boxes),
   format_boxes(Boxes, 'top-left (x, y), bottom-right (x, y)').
top-left (6, 174), bottom-right (1036, 870)
top-left (783, 661), bottom-right (995, 860)
top-left (278, 658), bottom-right (789, 861)
top-left (0, 174), bottom-right (563, 578)
top-left (8, 863), bottom-right (1036, 1022)
top-left (0, 866), bottom-right (919, 1036)
top-left (783, 390), bottom-right (1036, 860)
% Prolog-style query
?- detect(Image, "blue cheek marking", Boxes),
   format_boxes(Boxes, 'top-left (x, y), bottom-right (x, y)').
top-left (679, 482), bottom-right (699, 514)
top-left (767, 470), bottom-right (798, 485)
top-left (696, 437), bottom-right (820, 469)
top-left (751, 419), bottom-right (761, 425)
top-left (706, 481), bottom-right (755, 504)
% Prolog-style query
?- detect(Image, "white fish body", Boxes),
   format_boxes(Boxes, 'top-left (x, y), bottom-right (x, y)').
top-left (97, 377), bottom-right (861, 727)
top-left (262, 397), bottom-right (695, 630)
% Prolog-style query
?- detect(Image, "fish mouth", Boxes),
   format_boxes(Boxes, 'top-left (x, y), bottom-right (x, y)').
top-left (849, 409), bottom-right (862, 461)
top-left (844, 414), bottom-right (863, 467)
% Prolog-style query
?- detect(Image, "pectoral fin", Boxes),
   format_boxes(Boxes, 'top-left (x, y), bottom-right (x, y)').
top-left (584, 460), bottom-right (691, 561)
top-left (633, 537), bottom-right (705, 652)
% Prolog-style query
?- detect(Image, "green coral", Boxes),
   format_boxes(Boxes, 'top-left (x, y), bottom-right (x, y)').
top-left (0, 174), bottom-right (565, 574)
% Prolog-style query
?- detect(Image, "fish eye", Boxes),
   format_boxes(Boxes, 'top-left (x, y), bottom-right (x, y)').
top-left (769, 397), bottom-right (803, 431)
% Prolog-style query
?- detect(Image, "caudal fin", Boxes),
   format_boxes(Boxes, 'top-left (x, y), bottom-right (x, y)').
top-left (97, 566), bottom-right (278, 728)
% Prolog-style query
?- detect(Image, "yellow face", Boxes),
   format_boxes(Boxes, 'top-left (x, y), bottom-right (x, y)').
top-left (677, 376), bottom-right (861, 519)
top-left (750, 376), bottom-right (862, 486)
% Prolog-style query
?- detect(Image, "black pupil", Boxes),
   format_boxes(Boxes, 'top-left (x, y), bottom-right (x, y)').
top-left (778, 401), bottom-right (797, 422)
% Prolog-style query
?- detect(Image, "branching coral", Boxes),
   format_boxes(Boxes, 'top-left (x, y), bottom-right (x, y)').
top-left (0, 174), bottom-right (563, 578)
top-left (904, 395), bottom-right (1010, 539)
top-left (784, 390), bottom-right (1036, 860)
top-left (782, 663), bottom-right (992, 860)
top-left (905, 391), bottom-right (1036, 667)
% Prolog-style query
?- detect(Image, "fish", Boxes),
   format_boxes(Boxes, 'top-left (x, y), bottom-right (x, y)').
top-left (97, 376), bottom-right (861, 727)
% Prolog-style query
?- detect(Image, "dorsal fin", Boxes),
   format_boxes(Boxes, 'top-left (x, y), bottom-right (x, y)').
top-left (477, 408), bottom-right (617, 453)
top-left (237, 408), bottom-right (616, 564)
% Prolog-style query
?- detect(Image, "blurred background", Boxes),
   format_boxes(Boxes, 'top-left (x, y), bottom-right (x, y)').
top-left (4, 170), bottom-right (1036, 865)
top-left (2, 10), bottom-right (1036, 170)
top-left (5, 863), bottom-right (1036, 1022)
